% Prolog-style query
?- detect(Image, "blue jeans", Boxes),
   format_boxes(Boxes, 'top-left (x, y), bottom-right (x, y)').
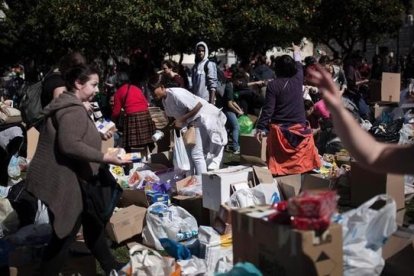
top-left (224, 111), bottom-right (239, 151)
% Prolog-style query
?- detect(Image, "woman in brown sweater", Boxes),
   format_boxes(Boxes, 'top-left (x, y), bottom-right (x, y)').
top-left (26, 64), bottom-right (129, 275)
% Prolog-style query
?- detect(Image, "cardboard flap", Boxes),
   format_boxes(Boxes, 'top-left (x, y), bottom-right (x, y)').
top-left (253, 166), bottom-right (274, 186)
top-left (275, 174), bottom-right (302, 200)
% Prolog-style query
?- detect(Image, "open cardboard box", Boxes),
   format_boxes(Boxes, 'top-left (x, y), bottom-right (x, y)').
top-left (232, 206), bottom-right (343, 276)
top-left (118, 189), bottom-right (150, 208)
top-left (171, 176), bottom-right (210, 226)
top-left (106, 205), bottom-right (147, 243)
top-left (202, 166), bottom-right (254, 211)
top-left (350, 161), bottom-right (405, 210)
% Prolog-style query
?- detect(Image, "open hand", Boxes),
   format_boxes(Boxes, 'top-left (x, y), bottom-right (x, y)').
top-left (103, 149), bottom-right (131, 166)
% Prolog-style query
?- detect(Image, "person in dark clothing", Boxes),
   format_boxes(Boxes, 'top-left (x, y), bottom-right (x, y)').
top-left (255, 44), bottom-right (320, 175)
top-left (216, 81), bottom-right (244, 154)
top-left (41, 52), bottom-right (86, 108)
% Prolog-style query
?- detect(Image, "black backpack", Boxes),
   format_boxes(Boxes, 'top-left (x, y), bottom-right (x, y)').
top-left (204, 60), bottom-right (226, 97)
top-left (19, 72), bottom-right (54, 128)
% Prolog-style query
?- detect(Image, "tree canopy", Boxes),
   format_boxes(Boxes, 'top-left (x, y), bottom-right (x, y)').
top-left (306, 0), bottom-right (405, 56)
top-left (0, 0), bottom-right (407, 66)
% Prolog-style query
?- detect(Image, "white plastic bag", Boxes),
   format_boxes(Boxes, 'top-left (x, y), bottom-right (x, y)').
top-left (340, 194), bottom-right (397, 276)
top-left (129, 243), bottom-right (176, 276)
top-left (34, 200), bottom-right (49, 225)
top-left (142, 203), bottom-right (198, 250)
top-left (173, 131), bottom-right (191, 171)
top-left (7, 154), bottom-right (21, 179)
top-left (226, 189), bottom-right (261, 208)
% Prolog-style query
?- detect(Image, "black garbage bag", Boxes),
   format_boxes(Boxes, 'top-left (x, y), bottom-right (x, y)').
top-left (369, 118), bottom-right (403, 143)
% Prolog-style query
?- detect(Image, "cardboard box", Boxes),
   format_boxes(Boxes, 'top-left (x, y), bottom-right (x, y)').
top-left (202, 166), bottom-right (253, 211)
top-left (106, 205), bottom-right (147, 243)
top-left (350, 161), bottom-right (405, 209)
top-left (240, 135), bottom-right (267, 162)
top-left (372, 102), bottom-right (398, 120)
top-left (251, 166), bottom-right (281, 203)
top-left (232, 206), bottom-right (343, 276)
top-left (118, 189), bottom-right (149, 208)
top-left (275, 174), bottom-right (303, 200)
top-left (302, 174), bottom-right (332, 191)
top-left (382, 228), bottom-right (414, 260)
top-left (381, 230), bottom-right (414, 275)
top-left (172, 176), bottom-right (209, 225)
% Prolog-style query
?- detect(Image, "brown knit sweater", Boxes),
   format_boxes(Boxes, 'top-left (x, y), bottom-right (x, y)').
top-left (26, 92), bottom-right (104, 238)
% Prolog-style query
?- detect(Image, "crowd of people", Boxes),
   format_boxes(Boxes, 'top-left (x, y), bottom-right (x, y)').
top-left (1, 41), bottom-right (414, 274)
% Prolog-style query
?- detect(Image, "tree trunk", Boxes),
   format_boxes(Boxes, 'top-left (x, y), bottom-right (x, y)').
top-left (179, 52), bottom-right (184, 65)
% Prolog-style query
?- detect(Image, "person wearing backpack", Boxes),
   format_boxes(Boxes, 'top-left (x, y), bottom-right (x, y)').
top-left (19, 52), bottom-right (87, 129)
top-left (41, 52), bottom-right (87, 109)
top-left (191, 41), bottom-right (218, 104)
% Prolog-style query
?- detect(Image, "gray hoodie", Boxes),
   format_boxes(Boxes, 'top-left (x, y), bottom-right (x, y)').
top-left (191, 41), bottom-right (218, 101)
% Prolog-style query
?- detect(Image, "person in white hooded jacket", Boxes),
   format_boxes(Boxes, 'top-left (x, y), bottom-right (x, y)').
top-left (149, 74), bottom-right (227, 174)
top-left (191, 41), bottom-right (218, 104)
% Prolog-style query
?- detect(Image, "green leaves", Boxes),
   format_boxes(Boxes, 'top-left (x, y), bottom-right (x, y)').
top-left (0, 0), bottom-right (407, 65)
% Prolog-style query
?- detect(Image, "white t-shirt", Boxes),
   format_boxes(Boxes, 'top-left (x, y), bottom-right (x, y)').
top-left (163, 87), bottom-right (219, 124)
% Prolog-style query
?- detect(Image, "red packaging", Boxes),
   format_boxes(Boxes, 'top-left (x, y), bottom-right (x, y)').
top-left (291, 215), bottom-right (331, 232)
top-left (287, 191), bottom-right (337, 218)
top-left (268, 201), bottom-right (291, 224)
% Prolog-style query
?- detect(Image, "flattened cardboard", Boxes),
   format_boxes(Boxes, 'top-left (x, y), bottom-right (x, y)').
top-left (232, 207), bottom-right (343, 276)
top-left (106, 205), bottom-right (147, 243)
top-left (202, 166), bottom-right (253, 211)
top-left (380, 73), bottom-right (401, 103)
top-left (350, 161), bottom-right (405, 209)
